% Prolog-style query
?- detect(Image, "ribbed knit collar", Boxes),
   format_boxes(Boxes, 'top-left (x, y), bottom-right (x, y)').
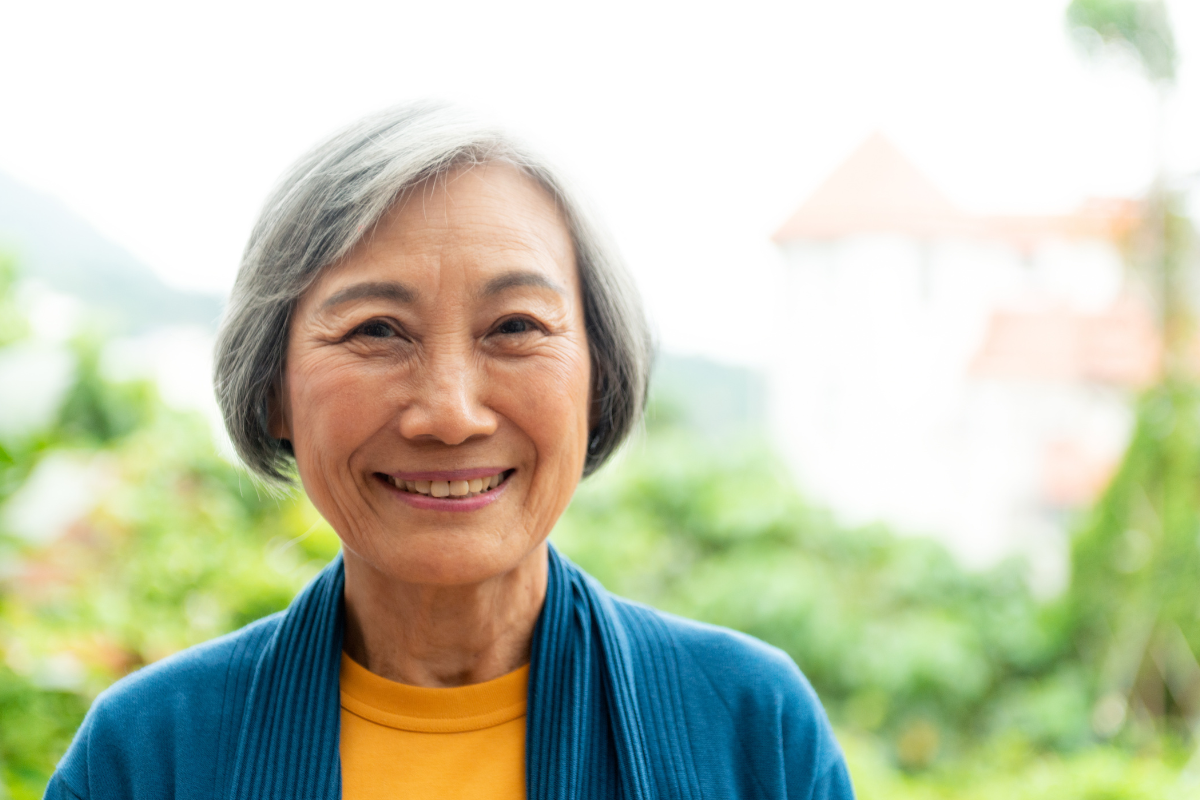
top-left (224, 545), bottom-right (699, 800)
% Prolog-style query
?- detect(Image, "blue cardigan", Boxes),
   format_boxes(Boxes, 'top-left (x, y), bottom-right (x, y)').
top-left (46, 546), bottom-right (854, 799)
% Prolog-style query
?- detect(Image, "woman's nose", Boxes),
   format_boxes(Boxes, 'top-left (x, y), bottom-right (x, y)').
top-left (396, 349), bottom-right (498, 445)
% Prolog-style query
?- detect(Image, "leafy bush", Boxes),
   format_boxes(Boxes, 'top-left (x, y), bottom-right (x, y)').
top-left (554, 427), bottom-right (1086, 765)
top-left (0, 261), bottom-right (1191, 796)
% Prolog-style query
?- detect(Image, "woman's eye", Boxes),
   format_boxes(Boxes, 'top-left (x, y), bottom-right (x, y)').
top-left (356, 321), bottom-right (395, 338)
top-left (494, 317), bottom-right (537, 336)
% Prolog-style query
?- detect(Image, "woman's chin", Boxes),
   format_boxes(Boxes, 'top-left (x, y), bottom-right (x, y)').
top-left (353, 533), bottom-right (546, 588)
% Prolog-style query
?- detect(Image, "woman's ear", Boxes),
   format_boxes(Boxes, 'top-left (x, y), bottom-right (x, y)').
top-left (587, 357), bottom-right (600, 449)
top-left (267, 375), bottom-right (293, 442)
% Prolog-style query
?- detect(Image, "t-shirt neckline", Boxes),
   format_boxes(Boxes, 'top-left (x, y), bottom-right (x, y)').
top-left (339, 652), bottom-right (528, 733)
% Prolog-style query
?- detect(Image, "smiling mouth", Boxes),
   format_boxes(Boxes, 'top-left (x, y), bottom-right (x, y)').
top-left (380, 470), bottom-right (512, 499)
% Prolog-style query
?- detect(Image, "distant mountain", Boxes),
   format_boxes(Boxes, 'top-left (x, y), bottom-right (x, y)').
top-left (650, 353), bottom-right (767, 435)
top-left (0, 170), bottom-right (768, 435)
top-left (0, 170), bottom-right (223, 331)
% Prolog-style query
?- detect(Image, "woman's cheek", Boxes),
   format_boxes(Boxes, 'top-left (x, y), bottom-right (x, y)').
top-left (533, 356), bottom-right (592, 485)
top-left (287, 355), bottom-right (380, 521)
top-left (512, 357), bottom-right (589, 442)
top-left (297, 355), bottom-right (387, 431)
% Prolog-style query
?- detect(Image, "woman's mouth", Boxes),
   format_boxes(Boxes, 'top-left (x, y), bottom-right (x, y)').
top-left (379, 470), bottom-right (512, 499)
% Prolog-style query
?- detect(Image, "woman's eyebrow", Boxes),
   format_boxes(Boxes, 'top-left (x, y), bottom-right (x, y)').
top-left (479, 270), bottom-right (566, 299)
top-left (321, 281), bottom-right (417, 310)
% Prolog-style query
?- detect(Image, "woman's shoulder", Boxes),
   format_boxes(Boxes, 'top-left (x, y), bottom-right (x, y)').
top-left (49, 613), bottom-right (283, 800)
top-left (90, 611), bottom-right (280, 722)
top-left (609, 597), bottom-right (854, 797)
top-left (612, 596), bottom-right (813, 698)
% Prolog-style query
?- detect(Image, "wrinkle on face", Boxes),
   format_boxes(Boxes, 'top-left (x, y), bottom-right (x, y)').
top-left (276, 161), bottom-right (591, 589)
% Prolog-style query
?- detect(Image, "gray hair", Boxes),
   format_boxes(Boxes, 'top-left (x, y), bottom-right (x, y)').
top-left (213, 101), bottom-right (653, 484)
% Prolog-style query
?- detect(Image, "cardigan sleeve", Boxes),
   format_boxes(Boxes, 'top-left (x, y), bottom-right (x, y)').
top-left (43, 674), bottom-right (194, 800)
top-left (644, 608), bottom-right (856, 799)
top-left (42, 771), bottom-right (86, 800)
top-left (43, 697), bottom-right (95, 800)
top-left (775, 648), bottom-right (855, 800)
top-left (806, 760), bottom-right (856, 800)
top-left (41, 617), bottom-right (277, 800)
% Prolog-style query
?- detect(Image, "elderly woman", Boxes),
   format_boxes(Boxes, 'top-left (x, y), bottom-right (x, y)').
top-left (45, 103), bottom-right (853, 800)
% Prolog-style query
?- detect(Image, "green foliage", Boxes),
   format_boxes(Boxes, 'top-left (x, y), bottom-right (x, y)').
top-left (0, 666), bottom-right (88, 800)
top-left (0, 257), bottom-right (29, 348)
top-left (0, 261), bottom-right (158, 510)
top-left (554, 427), bottom-right (1089, 766)
top-left (1067, 0), bottom-right (1178, 84)
top-left (0, 268), bottom-right (1190, 796)
top-left (555, 412), bottom-right (1197, 790)
top-left (52, 339), bottom-right (156, 448)
top-left (0, 261), bottom-right (341, 794)
top-left (843, 730), bottom-right (1192, 800)
top-left (1067, 382), bottom-right (1200, 737)
top-left (0, 404), bottom-right (340, 792)
top-left (1071, 385), bottom-right (1200, 648)
top-left (3, 411), bottom-right (340, 676)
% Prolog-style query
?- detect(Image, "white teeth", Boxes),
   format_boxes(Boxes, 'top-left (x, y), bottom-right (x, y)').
top-left (392, 472), bottom-right (506, 497)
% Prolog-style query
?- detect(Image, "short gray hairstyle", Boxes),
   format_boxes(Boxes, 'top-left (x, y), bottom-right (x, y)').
top-left (214, 101), bottom-right (653, 484)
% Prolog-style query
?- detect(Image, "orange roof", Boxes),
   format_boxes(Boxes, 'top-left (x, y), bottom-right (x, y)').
top-left (773, 133), bottom-right (968, 242)
top-left (977, 198), bottom-right (1142, 250)
top-left (1041, 439), bottom-right (1118, 507)
top-left (969, 298), bottom-right (1161, 388)
top-left (773, 134), bottom-right (1139, 245)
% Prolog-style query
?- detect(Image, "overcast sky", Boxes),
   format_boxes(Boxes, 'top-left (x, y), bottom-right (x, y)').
top-left (2, 0), bottom-right (1198, 367)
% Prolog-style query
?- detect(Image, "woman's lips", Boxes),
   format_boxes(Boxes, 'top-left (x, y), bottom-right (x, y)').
top-left (376, 469), bottom-right (513, 511)
top-left (389, 467), bottom-right (507, 483)
top-left (383, 469), bottom-right (511, 497)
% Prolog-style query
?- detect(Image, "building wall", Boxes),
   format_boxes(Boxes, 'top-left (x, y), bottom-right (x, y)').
top-left (768, 232), bottom-right (1132, 581)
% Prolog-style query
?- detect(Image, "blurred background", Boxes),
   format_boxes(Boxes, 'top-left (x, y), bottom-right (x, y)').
top-left (2, 0), bottom-right (1199, 797)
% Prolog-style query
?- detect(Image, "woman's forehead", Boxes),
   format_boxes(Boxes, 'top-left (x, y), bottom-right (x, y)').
top-left (392, 164), bottom-right (567, 255)
top-left (303, 163), bottom-right (579, 310)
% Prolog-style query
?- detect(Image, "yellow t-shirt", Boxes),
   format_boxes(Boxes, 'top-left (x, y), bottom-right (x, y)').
top-left (339, 653), bottom-right (527, 799)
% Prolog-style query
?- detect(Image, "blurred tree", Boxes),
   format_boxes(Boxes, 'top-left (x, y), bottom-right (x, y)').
top-left (1070, 385), bottom-right (1200, 741)
top-left (0, 256), bottom-right (1189, 795)
top-left (1064, 0), bottom-right (1200, 756)
top-left (0, 260), bottom-right (340, 798)
top-left (1067, 0), bottom-right (1177, 85)
top-left (0, 257), bottom-right (28, 347)
top-left (555, 422), bottom-right (1085, 765)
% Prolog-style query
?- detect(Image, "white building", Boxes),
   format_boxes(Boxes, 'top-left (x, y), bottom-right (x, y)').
top-left (769, 133), bottom-right (1157, 589)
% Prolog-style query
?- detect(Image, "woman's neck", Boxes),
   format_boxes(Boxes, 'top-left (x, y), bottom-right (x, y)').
top-left (340, 542), bottom-right (548, 688)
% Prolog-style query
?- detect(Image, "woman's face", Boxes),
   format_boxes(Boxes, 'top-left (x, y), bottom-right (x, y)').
top-left (274, 163), bottom-right (591, 586)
